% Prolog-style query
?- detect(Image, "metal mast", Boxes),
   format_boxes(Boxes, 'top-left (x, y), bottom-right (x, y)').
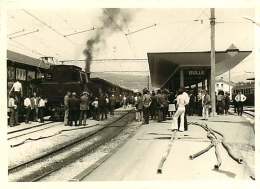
top-left (210, 8), bottom-right (216, 116)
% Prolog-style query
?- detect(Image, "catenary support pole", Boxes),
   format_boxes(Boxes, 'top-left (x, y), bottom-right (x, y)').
top-left (210, 8), bottom-right (216, 116)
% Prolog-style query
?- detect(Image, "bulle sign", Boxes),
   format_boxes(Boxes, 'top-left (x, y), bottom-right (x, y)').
top-left (188, 70), bottom-right (205, 76)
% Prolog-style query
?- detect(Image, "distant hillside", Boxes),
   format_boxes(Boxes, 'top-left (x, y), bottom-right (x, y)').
top-left (91, 73), bottom-right (149, 91)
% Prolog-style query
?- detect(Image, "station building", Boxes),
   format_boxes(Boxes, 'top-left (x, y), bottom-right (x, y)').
top-left (147, 47), bottom-right (251, 94)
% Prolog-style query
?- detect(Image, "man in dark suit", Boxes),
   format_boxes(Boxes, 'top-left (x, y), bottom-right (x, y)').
top-left (68, 92), bottom-right (80, 126)
top-left (79, 92), bottom-right (89, 126)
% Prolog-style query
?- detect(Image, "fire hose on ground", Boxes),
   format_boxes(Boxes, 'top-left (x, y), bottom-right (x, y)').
top-left (157, 130), bottom-right (177, 174)
top-left (189, 122), bottom-right (243, 168)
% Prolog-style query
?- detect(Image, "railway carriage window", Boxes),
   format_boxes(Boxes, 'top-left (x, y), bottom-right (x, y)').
top-left (16, 68), bottom-right (26, 81)
top-left (37, 72), bottom-right (44, 79)
top-left (27, 70), bottom-right (36, 80)
top-left (7, 66), bottom-right (15, 81)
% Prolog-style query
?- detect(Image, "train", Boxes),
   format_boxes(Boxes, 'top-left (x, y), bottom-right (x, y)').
top-left (7, 50), bottom-right (133, 121)
top-left (38, 64), bottom-right (133, 120)
top-left (232, 82), bottom-right (255, 106)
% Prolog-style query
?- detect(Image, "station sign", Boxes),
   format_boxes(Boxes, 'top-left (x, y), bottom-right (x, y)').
top-left (187, 70), bottom-right (205, 76)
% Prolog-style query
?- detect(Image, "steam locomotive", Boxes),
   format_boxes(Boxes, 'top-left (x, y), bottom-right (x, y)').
top-left (37, 64), bottom-right (132, 120)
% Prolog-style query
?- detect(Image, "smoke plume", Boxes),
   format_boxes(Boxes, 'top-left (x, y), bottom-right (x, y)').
top-left (84, 8), bottom-right (133, 77)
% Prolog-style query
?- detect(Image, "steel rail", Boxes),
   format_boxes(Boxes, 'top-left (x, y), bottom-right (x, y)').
top-left (8, 111), bottom-right (135, 182)
top-left (8, 122), bottom-right (61, 140)
top-left (8, 121), bottom-right (55, 134)
top-left (32, 111), bottom-right (135, 182)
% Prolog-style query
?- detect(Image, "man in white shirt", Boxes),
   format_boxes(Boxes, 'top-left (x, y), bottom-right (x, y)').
top-left (38, 96), bottom-right (47, 123)
top-left (235, 91), bottom-right (247, 116)
top-left (24, 96), bottom-right (31, 123)
top-left (179, 88), bottom-right (190, 131)
top-left (30, 92), bottom-right (39, 122)
top-left (8, 93), bottom-right (17, 127)
top-left (9, 80), bottom-right (23, 97)
top-left (172, 88), bottom-right (186, 131)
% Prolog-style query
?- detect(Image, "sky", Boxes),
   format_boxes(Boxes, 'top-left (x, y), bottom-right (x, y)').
top-left (6, 8), bottom-right (255, 81)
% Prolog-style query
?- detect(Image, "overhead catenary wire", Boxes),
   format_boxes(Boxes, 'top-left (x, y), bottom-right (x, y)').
top-left (125, 24), bottom-right (157, 36)
top-left (22, 9), bottom-right (78, 45)
top-left (9, 29), bottom-right (40, 39)
top-left (64, 27), bottom-right (96, 37)
top-left (8, 29), bottom-right (25, 37)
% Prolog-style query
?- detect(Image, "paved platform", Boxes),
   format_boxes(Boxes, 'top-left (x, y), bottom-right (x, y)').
top-left (84, 114), bottom-right (255, 181)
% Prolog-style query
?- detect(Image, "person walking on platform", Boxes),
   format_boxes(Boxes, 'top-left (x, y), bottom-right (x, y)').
top-left (197, 90), bottom-right (203, 116)
top-left (38, 96), bottom-right (47, 123)
top-left (162, 90), bottom-right (169, 121)
top-left (8, 93), bottom-right (17, 127)
top-left (9, 80), bottom-right (23, 123)
top-left (122, 94), bottom-right (127, 109)
top-left (68, 92), bottom-right (80, 126)
top-left (30, 92), bottom-right (39, 122)
top-left (235, 91), bottom-right (247, 116)
top-left (178, 88), bottom-right (190, 131)
top-left (24, 95), bottom-right (32, 124)
top-left (216, 90), bottom-right (225, 115)
top-left (224, 92), bottom-right (230, 115)
top-left (142, 88), bottom-right (151, 125)
top-left (156, 89), bottom-right (164, 122)
top-left (9, 79), bottom-right (23, 102)
top-left (92, 97), bottom-right (99, 120)
top-left (79, 92), bottom-right (89, 126)
top-left (202, 90), bottom-right (211, 120)
top-left (233, 92), bottom-right (238, 113)
top-left (135, 92), bottom-right (143, 122)
top-left (109, 94), bottom-right (116, 116)
top-left (168, 91), bottom-right (176, 117)
top-left (171, 88), bottom-right (186, 132)
top-left (99, 94), bottom-right (108, 120)
top-left (150, 91), bottom-right (157, 120)
top-left (64, 91), bottom-right (71, 126)
top-left (188, 91), bottom-right (196, 116)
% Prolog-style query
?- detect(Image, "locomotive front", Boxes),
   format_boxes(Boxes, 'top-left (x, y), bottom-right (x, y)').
top-left (38, 65), bottom-right (88, 121)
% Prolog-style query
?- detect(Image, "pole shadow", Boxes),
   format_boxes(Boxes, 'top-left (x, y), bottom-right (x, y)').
top-left (212, 168), bottom-right (236, 178)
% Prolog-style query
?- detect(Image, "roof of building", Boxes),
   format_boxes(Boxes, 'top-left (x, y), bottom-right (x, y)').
top-left (147, 50), bottom-right (252, 88)
top-left (7, 50), bottom-right (50, 69)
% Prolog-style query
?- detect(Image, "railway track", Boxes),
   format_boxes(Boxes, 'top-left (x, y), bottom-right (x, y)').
top-left (243, 111), bottom-right (254, 118)
top-left (8, 121), bottom-right (55, 135)
top-left (8, 122), bottom-right (62, 140)
top-left (8, 110), bottom-right (135, 182)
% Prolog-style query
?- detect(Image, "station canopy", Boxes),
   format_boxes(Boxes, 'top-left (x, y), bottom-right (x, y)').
top-left (147, 50), bottom-right (252, 88)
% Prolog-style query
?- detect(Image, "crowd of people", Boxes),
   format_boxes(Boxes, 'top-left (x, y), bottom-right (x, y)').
top-left (63, 91), bottom-right (119, 126)
top-left (8, 91), bottom-right (48, 127)
top-left (7, 80), bottom-right (248, 128)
